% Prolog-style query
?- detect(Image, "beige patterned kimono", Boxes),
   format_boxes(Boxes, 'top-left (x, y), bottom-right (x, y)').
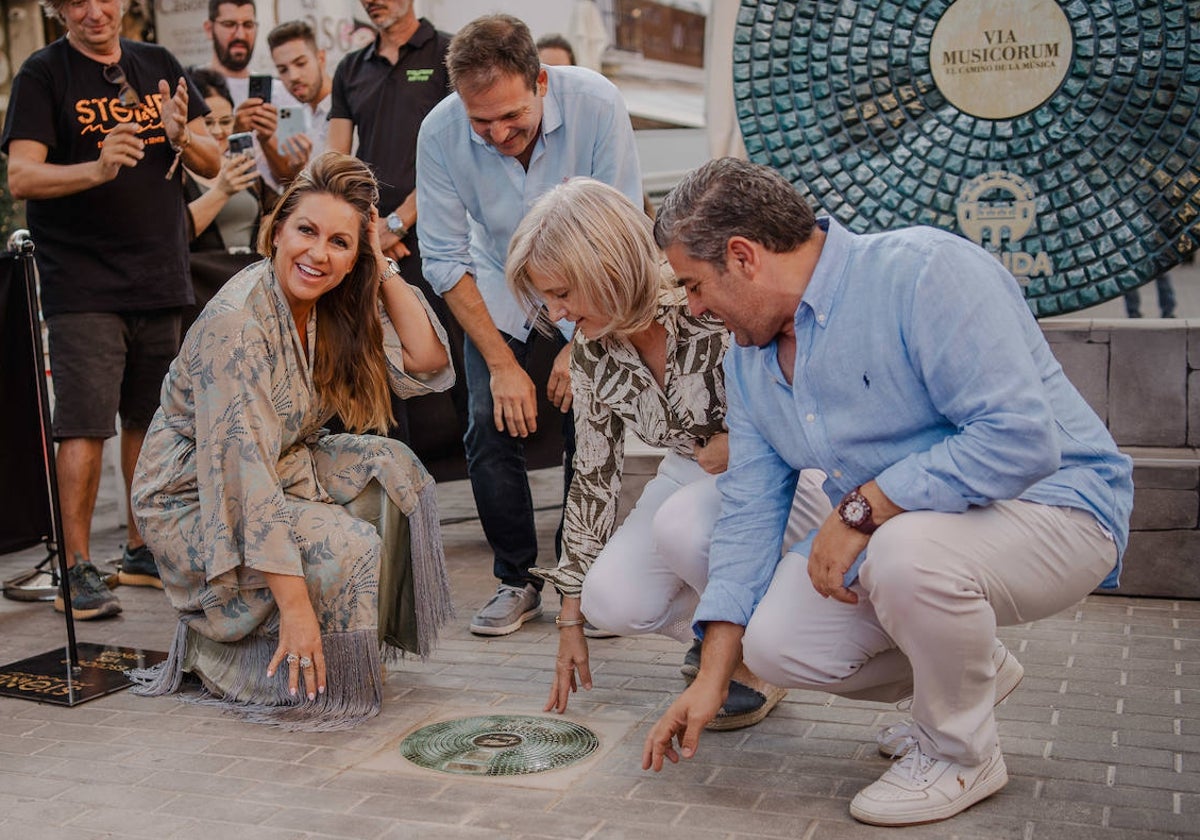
top-left (534, 288), bottom-right (728, 597)
top-left (130, 260), bottom-right (454, 729)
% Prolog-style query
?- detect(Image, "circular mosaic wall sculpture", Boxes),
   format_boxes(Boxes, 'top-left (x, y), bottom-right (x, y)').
top-left (400, 715), bottom-right (599, 776)
top-left (733, 0), bottom-right (1200, 316)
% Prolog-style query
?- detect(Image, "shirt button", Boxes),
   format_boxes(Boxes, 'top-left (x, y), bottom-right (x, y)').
top-left (817, 313), bottom-right (827, 324)
top-left (806, 413), bottom-right (815, 422)
top-left (833, 470), bottom-right (842, 478)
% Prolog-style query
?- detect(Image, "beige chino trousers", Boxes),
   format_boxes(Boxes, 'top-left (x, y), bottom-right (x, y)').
top-left (739, 499), bottom-right (1117, 765)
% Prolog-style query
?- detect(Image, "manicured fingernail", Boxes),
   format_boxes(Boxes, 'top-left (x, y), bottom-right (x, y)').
top-left (318, 686), bottom-right (325, 694)
top-left (290, 688), bottom-right (297, 696)
top-left (308, 692), bottom-right (315, 700)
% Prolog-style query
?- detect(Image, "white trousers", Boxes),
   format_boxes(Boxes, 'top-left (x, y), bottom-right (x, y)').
top-left (739, 499), bottom-right (1117, 765)
top-left (581, 452), bottom-right (831, 644)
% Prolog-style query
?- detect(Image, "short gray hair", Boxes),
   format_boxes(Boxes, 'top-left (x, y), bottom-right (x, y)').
top-left (40, 0), bottom-right (133, 21)
top-left (653, 157), bottom-right (818, 266)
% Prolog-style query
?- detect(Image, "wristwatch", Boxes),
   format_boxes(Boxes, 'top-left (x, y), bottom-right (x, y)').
top-left (837, 486), bottom-right (879, 535)
top-left (386, 211), bottom-right (408, 239)
top-left (379, 257), bottom-right (401, 286)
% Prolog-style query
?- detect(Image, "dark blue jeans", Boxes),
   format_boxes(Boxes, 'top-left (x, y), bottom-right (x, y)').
top-left (1124, 273), bottom-right (1176, 318)
top-left (462, 331), bottom-right (575, 590)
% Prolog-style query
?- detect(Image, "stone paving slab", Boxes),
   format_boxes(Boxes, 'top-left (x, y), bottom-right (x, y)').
top-left (1, 470), bottom-right (1198, 839)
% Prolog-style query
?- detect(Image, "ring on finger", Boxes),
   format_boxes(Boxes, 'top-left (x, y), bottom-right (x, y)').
top-left (285, 653), bottom-right (300, 665)
top-left (299, 655), bottom-right (313, 669)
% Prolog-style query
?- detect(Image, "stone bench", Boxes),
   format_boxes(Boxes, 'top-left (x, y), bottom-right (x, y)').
top-left (1045, 320), bottom-right (1200, 598)
top-left (1117, 447), bottom-right (1200, 597)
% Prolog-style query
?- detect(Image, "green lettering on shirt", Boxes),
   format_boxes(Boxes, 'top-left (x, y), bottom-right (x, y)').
top-left (406, 68), bottom-right (435, 82)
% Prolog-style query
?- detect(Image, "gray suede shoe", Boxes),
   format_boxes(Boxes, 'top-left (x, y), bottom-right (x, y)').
top-left (469, 584), bottom-right (542, 636)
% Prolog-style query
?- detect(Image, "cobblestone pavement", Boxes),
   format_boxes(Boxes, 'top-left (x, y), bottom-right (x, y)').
top-left (1, 469), bottom-right (1197, 840)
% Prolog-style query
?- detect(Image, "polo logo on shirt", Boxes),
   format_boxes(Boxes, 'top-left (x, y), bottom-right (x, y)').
top-left (406, 68), bottom-right (435, 82)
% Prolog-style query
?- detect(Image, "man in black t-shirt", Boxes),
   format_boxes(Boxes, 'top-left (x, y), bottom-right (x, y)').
top-left (327, 0), bottom-right (457, 444)
top-left (2, 0), bottom-right (219, 619)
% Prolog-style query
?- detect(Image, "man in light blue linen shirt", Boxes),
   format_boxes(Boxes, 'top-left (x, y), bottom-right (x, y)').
top-left (641, 158), bottom-right (1133, 827)
top-left (416, 14), bottom-right (642, 636)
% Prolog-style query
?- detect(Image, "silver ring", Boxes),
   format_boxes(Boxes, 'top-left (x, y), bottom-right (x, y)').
top-left (285, 653), bottom-right (300, 664)
top-left (299, 656), bottom-right (313, 669)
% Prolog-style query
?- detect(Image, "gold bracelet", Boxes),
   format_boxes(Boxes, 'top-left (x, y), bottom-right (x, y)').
top-left (554, 615), bottom-right (585, 628)
top-left (171, 130), bottom-right (191, 153)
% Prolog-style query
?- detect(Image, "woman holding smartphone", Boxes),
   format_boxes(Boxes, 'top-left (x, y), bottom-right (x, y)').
top-left (181, 68), bottom-right (272, 330)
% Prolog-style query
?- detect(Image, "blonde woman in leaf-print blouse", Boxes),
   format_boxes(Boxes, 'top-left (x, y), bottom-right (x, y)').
top-left (507, 178), bottom-right (831, 723)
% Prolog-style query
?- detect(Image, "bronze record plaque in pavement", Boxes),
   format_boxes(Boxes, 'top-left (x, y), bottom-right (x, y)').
top-left (400, 715), bottom-right (599, 776)
top-left (733, 0), bottom-right (1200, 316)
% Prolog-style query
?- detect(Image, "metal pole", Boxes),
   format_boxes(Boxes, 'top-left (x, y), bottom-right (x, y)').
top-left (8, 229), bottom-right (79, 669)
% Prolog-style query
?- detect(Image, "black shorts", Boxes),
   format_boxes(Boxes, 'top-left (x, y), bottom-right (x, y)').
top-left (46, 311), bottom-right (181, 439)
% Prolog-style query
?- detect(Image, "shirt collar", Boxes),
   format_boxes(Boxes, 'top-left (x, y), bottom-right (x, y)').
top-left (541, 67), bottom-right (564, 137)
top-left (365, 17), bottom-right (434, 63)
top-left (798, 216), bottom-right (851, 329)
top-left (311, 92), bottom-right (332, 119)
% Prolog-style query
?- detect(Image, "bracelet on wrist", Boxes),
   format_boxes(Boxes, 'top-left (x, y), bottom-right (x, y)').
top-left (554, 615), bottom-right (585, 628)
top-left (171, 130), bottom-right (191, 153)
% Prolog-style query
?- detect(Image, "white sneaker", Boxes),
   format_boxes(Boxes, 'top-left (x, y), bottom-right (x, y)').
top-left (877, 642), bottom-right (1024, 758)
top-left (850, 742), bottom-right (1008, 826)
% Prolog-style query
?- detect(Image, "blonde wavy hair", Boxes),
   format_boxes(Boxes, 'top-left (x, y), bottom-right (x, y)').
top-left (259, 152), bottom-right (394, 433)
top-left (507, 178), bottom-right (665, 340)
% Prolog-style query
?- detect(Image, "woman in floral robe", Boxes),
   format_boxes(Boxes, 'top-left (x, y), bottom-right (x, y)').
top-left (131, 153), bottom-right (454, 729)
top-left (507, 178), bottom-right (830, 730)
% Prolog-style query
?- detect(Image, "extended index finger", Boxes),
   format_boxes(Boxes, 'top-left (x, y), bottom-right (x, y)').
top-left (641, 718), bottom-right (681, 771)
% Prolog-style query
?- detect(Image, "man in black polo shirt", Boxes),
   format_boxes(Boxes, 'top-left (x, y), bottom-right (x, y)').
top-left (327, 0), bottom-right (453, 443)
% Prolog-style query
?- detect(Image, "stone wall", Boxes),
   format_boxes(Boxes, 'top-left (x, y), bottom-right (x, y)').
top-left (1044, 319), bottom-right (1200, 599)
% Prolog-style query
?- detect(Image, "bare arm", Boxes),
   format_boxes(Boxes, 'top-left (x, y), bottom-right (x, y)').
top-left (262, 571), bottom-right (325, 700)
top-left (160, 78), bottom-right (220, 178)
top-left (326, 118), bottom-right (353, 155)
top-left (369, 209), bottom-right (448, 374)
top-left (7, 131), bottom-right (143, 200)
top-left (807, 479), bottom-right (904, 604)
top-left (379, 190), bottom-right (418, 260)
top-left (186, 154), bottom-right (258, 237)
top-left (643, 621), bottom-right (743, 771)
top-left (546, 594), bottom-right (592, 714)
top-left (392, 190), bottom-right (417, 232)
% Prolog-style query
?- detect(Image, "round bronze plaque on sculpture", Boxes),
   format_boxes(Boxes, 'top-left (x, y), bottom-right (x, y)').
top-left (733, 0), bottom-right (1200, 316)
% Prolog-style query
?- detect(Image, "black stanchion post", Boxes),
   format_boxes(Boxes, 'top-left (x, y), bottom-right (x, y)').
top-left (0, 230), bottom-right (167, 706)
top-left (7, 231), bottom-right (80, 668)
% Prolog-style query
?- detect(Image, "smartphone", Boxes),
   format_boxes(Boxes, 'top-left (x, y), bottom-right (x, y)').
top-left (275, 106), bottom-right (307, 143)
top-left (248, 74), bottom-right (272, 103)
top-left (227, 131), bottom-right (255, 157)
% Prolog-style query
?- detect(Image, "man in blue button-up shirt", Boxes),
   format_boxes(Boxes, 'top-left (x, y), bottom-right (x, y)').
top-left (641, 159), bottom-right (1132, 827)
top-left (416, 15), bottom-right (642, 637)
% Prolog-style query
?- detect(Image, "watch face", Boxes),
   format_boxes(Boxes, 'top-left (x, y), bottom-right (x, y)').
top-left (840, 495), bottom-right (869, 526)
